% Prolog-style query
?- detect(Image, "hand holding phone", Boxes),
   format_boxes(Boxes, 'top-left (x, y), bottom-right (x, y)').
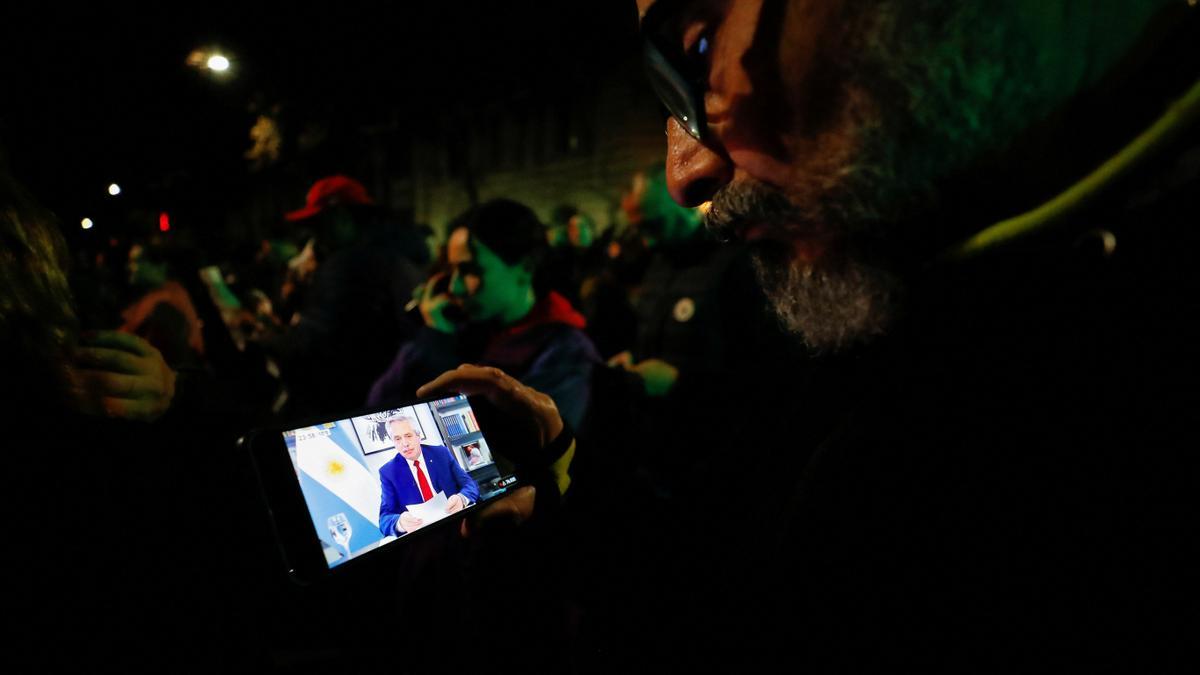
top-left (417, 365), bottom-right (564, 450)
top-left (459, 485), bottom-right (536, 539)
top-left (246, 394), bottom-right (520, 583)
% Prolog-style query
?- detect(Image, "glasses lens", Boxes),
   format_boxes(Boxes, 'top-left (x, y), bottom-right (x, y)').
top-left (643, 40), bottom-right (704, 141)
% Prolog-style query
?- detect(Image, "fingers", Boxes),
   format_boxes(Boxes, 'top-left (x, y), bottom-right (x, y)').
top-left (79, 330), bottom-right (155, 357)
top-left (75, 347), bottom-right (144, 374)
top-left (416, 364), bottom-right (516, 400)
top-left (100, 397), bottom-right (169, 423)
top-left (460, 486), bottom-right (535, 539)
top-left (66, 388), bottom-right (169, 422)
top-left (607, 351), bottom-right (634, 368)
top-left (64, 335), bottom-right (176, 422)
top-left (417, 364), bottom-right (564, 446)
top-left (71, 370), bottom-right (163, 399)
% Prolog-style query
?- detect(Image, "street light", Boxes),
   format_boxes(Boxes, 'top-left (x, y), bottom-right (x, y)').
top-left (108, 183), bottom-right (121, 196)
top-left (207, 54), bottom-right (230, 72)
top-left (81, 218), bottom-right (94, 230)
top-left (187, 48), bottom-right (233, 76)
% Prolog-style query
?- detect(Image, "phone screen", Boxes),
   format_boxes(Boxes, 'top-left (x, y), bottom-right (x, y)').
top-left (279, 395), bottom-right (516, 569)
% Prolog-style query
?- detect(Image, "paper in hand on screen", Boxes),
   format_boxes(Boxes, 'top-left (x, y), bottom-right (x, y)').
top-left (406, 491), bottom-right (450, 525)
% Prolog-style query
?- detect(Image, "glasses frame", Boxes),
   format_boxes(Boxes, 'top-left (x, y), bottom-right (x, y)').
top-left (641, 0), bottom-right (707, 141)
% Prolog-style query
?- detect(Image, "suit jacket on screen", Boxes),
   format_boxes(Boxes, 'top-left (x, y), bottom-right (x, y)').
top-left (378, 444), bottom-right (480, 535)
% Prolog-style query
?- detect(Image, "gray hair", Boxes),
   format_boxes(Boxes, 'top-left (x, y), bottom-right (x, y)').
top-left (385, 416), bottom-right (419, 434)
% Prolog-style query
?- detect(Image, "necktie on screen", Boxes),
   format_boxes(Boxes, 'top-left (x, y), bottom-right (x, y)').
top-left (414, 459), bottom-right (434, 502)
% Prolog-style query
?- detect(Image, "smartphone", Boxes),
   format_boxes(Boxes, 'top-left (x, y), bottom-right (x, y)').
top-left (244, 394), bottom-right (521, 584)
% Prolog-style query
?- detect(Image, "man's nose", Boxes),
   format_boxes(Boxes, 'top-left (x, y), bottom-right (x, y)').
top-left (665, 117), bottom-right (733, 207)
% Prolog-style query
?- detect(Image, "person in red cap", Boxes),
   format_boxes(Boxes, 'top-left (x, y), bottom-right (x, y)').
top-left (254, 175), bottom-right (427, 417)
top-left (284, 175), bottom-right (374, 223)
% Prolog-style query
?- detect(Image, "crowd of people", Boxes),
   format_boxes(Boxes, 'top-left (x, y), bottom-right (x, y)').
top-left (2, 0), bottom-right (1196, 670)
top-left (3, 149), bottom-right (798, 667)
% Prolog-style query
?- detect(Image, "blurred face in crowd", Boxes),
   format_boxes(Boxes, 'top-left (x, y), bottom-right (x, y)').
top-left (388, 419), bottom-right (422, 460)
top-left (446, 226), bottom-right (535, 324)
top-left (546, 225), bottom-right (570, 248)
top-left (128, 244), bottom-right (167, 289)
top-left (622, 169), bottom-right (700, 248)
top-left (567, 215), bottom-right (595, 248)
top-left (640, 0), bottom-right (1127, 350)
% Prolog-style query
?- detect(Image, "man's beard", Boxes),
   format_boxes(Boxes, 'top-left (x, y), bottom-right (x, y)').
top-left (747, 236), bottom-right (898, 353)
top-left (702, 2), bottom-right (1051, 353)
top-left (704, 132), bottom-right (905, 354)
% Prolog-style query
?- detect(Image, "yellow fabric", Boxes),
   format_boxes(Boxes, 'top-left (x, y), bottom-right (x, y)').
top-left (551, 438), bottom-right (577, 496)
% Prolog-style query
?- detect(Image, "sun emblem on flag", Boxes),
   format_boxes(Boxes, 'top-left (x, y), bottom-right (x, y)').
top-left (327, 460), bottom-right (345, 477)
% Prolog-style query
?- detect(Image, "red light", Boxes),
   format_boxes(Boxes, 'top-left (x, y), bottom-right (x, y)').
top-left (159, 212), bottom-right (170, 232)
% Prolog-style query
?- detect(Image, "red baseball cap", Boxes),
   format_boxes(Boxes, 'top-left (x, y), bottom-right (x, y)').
top-left (285, 175), bottom-right (374, 222)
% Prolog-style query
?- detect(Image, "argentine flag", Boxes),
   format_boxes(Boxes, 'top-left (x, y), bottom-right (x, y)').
top-left (294, 421), bottom-right (382, 535)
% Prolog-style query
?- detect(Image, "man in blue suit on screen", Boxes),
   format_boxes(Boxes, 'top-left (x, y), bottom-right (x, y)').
top-left (378, 416), bottom-right (480, 535)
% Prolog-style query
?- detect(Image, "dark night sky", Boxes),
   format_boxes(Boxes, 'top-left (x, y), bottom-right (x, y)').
top-left (0, 1), bottom-right (636, 231)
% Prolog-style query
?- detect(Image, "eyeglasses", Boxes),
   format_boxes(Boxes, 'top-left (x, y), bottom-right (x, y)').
top-left (641, 0), bottom-right (707, 141)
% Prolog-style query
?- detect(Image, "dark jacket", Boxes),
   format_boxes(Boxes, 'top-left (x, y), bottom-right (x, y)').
top-left (367, 291), bottom-right (600, 430)
top-left (587, 231), bottom-right (809, 497)
top-left (264, 240), bottom-right (424, 418)
top-left (572, 95), bottom-right (1198, 675)
top-left (377, 444), bottom-right (481, 536)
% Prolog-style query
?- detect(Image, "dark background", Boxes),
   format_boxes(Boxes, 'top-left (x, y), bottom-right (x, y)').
top-left (0, 1), bottom-right (638, 247)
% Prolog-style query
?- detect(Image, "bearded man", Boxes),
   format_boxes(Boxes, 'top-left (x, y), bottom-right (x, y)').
top-left (417, 0), bottom-right (1198, 669)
